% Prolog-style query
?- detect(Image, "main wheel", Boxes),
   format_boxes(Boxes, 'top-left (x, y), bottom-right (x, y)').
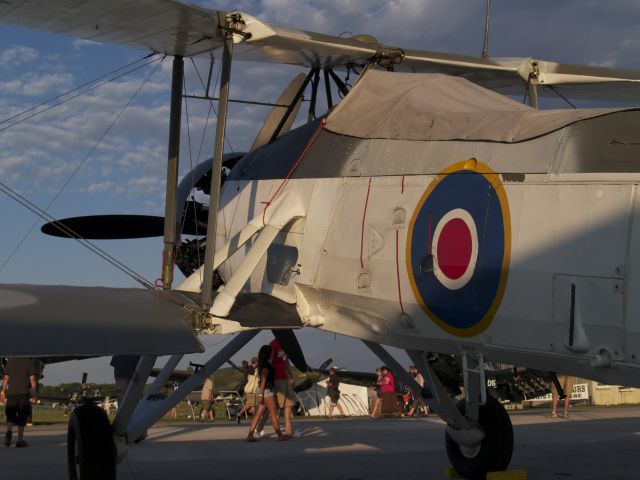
top-left (445, 395), bottom-right (513, 480)
top-left (67, 404), bottom-right (116, 480)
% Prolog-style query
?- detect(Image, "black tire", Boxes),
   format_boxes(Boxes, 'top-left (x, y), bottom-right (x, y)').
top-left (67, 404), bottom-right (116, 480)
top-left (445, 395), bottom-right (513, 480)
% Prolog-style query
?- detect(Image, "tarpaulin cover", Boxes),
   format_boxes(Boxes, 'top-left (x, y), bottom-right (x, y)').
top-left (325, 70), bottom-right (634, 143)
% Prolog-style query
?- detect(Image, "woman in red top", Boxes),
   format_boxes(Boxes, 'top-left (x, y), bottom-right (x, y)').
top-left (379, 366), bottom-right (401, 416)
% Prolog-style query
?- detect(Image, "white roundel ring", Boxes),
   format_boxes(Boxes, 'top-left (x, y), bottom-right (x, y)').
top-left (431, 208), bottom-right (478, 290)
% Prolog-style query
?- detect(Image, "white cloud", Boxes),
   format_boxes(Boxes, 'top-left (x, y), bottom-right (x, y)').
top-left (72, 39), bottom-right (101, 50)
top-left (0, 72), bottom-right (74, 96)
top-left (128, 175), bottom-right (163, 194)
top-left (21, 72), bottom-right (74, 96)
top-left (0, 45), bottom-right (39, 66)
top-left (2, 0), bottom-right (640, 211)
top-left (86, 181), bottom-right (113, 193)
top-left (0, 155), bottom-right (29, 174)
top-left (0, 79), bottom-right (22, 94)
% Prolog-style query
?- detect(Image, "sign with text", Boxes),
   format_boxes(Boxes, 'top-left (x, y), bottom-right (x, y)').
top-left (527, 383), bottom-right (589, 402)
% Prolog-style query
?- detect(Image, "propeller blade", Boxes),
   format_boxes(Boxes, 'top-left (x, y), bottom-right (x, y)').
top-left (149, 367), bottom-right (193, 383)
top-left (293, 378), bottom-right (314, 393)
top-left (329, 369), bottom-right (378, 388)
top-left (41, 214), bottom-right (164, 239)
top-left (272, 329), bottom-right (308, 373)
top-left (41, 214), bottom-right (208, 239)
top-left (318, 358), bottom-right (333, 371)
top-left (250, 73), bottom-right (306, 152)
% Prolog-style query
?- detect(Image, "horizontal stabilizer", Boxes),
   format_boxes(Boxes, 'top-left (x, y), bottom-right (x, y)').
top-left (0, 284), bottom-right (203, 356)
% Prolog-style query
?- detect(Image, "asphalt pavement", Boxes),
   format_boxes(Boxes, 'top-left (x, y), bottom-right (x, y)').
top-left (1, 406), bottom-right (639, 479)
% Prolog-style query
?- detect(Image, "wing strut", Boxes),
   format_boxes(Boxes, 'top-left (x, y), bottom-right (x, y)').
top-left (527, 70), bottom-right (539, 109)
top-left (201, 13), bottom-right (236, 310)
top-left (161, 56), bottom-right (184, 290)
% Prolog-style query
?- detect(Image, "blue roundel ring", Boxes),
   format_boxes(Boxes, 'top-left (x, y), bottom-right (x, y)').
top-left (406, 159), bottom-right (511, 337)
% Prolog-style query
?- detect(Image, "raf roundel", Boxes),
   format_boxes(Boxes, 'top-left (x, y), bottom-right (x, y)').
top-left (406, 160), bottom-right (511, 337)
top-left (431, 208), bottom-right (479, 291)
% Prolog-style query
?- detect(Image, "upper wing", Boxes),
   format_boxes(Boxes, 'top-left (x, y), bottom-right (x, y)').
top-left (0, 284), bottom-right (202, 356)
top-left (3, 1), bottom-right (640, 101)
top-left (0, 0), bottom-right (223, 56)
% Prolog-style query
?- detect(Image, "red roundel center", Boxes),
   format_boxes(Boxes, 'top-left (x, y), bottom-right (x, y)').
top-left (436, 218), bottom-right (472, 280)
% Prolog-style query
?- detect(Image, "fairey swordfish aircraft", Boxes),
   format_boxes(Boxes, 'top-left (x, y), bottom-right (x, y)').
top-left (3, 1), bottom-right (640, 479)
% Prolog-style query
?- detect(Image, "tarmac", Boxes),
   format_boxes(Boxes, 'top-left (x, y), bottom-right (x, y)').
top-left (1, 406), bottom-right (639, 480)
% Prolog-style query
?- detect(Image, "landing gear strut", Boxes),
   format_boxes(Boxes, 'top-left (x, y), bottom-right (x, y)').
top-left (445, 395), bottom-right (513, 480)
top-left (67, 404), bottom-right (116, 480)
top-left (362, 342), bottom-right (514, 480)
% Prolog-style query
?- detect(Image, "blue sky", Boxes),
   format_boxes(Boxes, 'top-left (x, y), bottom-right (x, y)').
top-left (2, 0), bottom-right (640, 383)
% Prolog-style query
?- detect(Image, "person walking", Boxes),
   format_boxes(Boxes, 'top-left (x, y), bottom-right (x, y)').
top-left (407, 365), bottom-right (429, 417)
top-left (1, 357), bottom-right (38, 448)
top-left (236, 357), bottom-right (258, 423)
top-left (199, 375), bottom-right (215, 422)
top-left (246, 345), bottom-right (286, 442)
top-left (269, 337), bottom-right (297, 438)
top-left (370, 367), bottom-right (383, 418)
top-left (379, 366), bottom-right (401, 417)
top-left (326, 367), bottom-right (346, 419)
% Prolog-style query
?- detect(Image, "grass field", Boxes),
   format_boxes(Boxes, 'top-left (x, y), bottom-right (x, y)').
top-left (0, 401), bottom-right (236, 425)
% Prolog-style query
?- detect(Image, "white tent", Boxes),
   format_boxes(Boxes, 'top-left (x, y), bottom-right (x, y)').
top-left (297, 380), bottom-right (370, 417)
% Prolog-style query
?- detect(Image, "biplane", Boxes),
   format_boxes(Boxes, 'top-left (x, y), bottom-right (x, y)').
top-left (3, 1), bottom-right (640, 479)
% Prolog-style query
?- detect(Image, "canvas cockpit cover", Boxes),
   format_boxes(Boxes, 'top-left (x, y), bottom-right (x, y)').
top-left (324, 70), bottom-right (633, 143)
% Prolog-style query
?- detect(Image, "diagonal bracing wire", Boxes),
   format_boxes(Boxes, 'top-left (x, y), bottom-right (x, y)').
top-left (190, 57), bottom-right (234, 153)
top-left (0, 56), bottom-right (166, 281)
top-left (0, 53), bottom-right (156, 127)
top-left (0, 180), bottom-right (156, 290)
top-left (0, 55), bottom-right (163, 134)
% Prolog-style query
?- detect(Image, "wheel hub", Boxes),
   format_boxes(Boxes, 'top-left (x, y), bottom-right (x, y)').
top-left (459, 443), bottom-right (482, 459)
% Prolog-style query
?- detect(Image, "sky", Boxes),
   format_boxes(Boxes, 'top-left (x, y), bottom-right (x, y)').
top-left (2, 0), bottom-right (640, 384)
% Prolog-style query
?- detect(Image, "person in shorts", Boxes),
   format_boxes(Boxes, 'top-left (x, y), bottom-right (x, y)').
top-left (326, 368), bottom-right (346, 418)
top-left (246, 345), bottom-right (286, 442)
top-left (550, 374), bottom-right (574, 418)
top-left (236, 357), bottom-right (258, 423)
top-left (199, 375), bottom-right (215, 422)
top-left (254, 338), bottom-right (301, 438)
top-left (1, 357), bottom-right (38, 448)
top-left (270, 337), bottom-right (297, 438)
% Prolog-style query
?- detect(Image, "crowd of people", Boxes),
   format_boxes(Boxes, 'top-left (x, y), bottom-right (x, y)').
top-left (242, 337), bottom-right (299, 442)
top-left (4, 350), bottom-right (580, 450)
top-left (0, 352), bottom-right (432, 448)
top-left (369, 365), bottom-right (429, 418)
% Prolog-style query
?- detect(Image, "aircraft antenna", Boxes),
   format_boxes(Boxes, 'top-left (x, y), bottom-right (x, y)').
top-left (482, 0), bottom-right (491, 58)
